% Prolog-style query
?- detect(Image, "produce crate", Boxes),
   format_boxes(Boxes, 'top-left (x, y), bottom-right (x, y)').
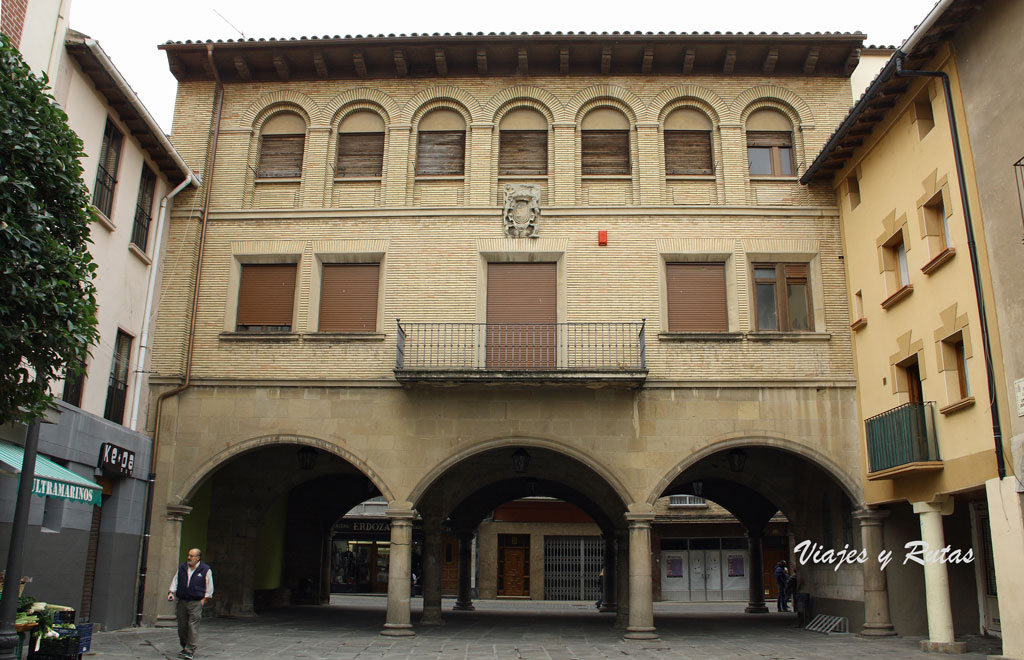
top-left (51, 609), bottom-right (75, 625)
top-left (26, 654), bottom-right (81, 660)
top-left (74, 623), bottom-right (92, 653)
top-left (30, 631), bottom-right (80, 656)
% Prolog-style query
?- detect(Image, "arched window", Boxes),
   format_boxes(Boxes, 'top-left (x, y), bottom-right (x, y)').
top-left (336, 111), bottom-right (385, 178)
top-left (664, 108), bottom-right (713, 175)
top-left (746, 109), bottom-right (794, 177)
top-left (581, 108), bottom-right (630, 176)
top-left (416, 109), bottom-right (466, 176)
top-left (257, 112), bottom-right (306, 178)
top-left (499, 108), bottom-right (548, 176)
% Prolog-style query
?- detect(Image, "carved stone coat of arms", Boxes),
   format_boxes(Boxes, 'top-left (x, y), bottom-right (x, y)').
top-left (502, 183), bottom-right (541, 238)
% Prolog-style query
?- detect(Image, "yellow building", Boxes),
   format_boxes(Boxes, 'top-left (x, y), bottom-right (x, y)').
top-left (802, 0), bottom-right (1024, 654)
top-left (147, 29), bottom-right (878, 638)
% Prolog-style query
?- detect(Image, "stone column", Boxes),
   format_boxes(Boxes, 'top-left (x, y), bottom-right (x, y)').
top-left (453, 529), bottom-right (475, 611)
top-left (158, 505), bottom-right (192, 623)
top-left (419, 517), bottom-right (443, 625)
top-left (381, 508), bottom-right (415, 637)
top-left (634, 122), bottom-right (662, 205)
top-left (550, 123), bottom-right (578, 206)
top-left (467, 123), bottom-right (494, 206)
top-left (853, 508), bottom-right (896, 636)
top-left (383, 124), bottom-right (411, 205)
top-left (624, 512), bottom-right (658, 640)
top-left (600, 532), bottom-right (617, 612)
top-left (913, 498), bottom-right (965, 653)
top-left (745, 530), bottom-right (768, 613)
top-left (614, 529), bottom-right (629, 629)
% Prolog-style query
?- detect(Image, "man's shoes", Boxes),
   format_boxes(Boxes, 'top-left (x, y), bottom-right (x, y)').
top-left (178, 651), bottom-right (188, 658)
top-left (180, 650), bottom-right (193, 659)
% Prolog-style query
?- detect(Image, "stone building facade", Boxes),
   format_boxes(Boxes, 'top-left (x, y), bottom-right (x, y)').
top-left (146, 32), bottom-right (869, 637)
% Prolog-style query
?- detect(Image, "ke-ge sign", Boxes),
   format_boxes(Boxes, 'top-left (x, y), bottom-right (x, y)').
top-left (98, 442), bottom-right (135, 476)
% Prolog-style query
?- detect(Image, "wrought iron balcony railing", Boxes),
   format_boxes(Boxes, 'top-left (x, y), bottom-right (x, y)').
top-left (865, 401), bottom-right (940, 474)
top-left (92, 164), bottom-right (116, 218)
top-left (395, 320), bottom-right (647, 387)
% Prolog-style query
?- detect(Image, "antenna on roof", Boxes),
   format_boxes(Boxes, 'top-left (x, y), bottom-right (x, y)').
top-left (213, 8), bottom-right (246, 39)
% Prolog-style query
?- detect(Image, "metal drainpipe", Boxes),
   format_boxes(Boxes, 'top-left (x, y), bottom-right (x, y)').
top-left (135, 45), bottom-right (225, 625)
top-left (894, 52), bottom-right (1005, 479)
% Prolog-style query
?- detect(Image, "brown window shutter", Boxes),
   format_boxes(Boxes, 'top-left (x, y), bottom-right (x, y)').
top-left (581, 130), bottom-right (630, 175)
top-left (746, 131), bottom-right (792, 148)
top-left (664, 130), bottom-right (713, 175)
top-left (336, 133), bottom-right (385, 177)
top-left (416, 131), bottom-right (466, 175)
top-left (319, 264), bottom-right (380, 332)
top-left (784, 263), bottom-right (808, 279)
top-left (486, 263), bottom-right (557, 368)
top-left (258, 135), bottom-right (305, 178)
top-left (236, 264), bottom-right (297, 330)
top-left (499, 130), bottom-right (548, 176)
top-left (666, 263), bottom-right (728, 332)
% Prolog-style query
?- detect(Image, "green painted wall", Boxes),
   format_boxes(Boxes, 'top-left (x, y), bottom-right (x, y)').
top-left (179, 479), bottom-right (211, 564)
top-left (254, 494), bottom-right (287, 589)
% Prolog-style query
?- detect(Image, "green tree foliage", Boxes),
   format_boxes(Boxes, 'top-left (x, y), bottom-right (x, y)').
top-left (0, 34), bottom-right (98, 425)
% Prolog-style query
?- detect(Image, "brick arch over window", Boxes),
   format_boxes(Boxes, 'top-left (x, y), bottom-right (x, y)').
top-left (647, 85), bottom-right (727, 125)
top-left (172, 434), bottom-right (395, 505)
top-left (240, 91), bottom-right (319, 130)
top-left (731, 85), bottom-right (814, 127)
top-left (567, 85), bottom-right (642, 125)
top-left (646, 433), bottom-right (863, 509)
top-left (400, 85), bottom-right (483, 124)
top-left (323, 89), bottom-right (400, 126)
top-left (484, 86), bottom-right (564, 125)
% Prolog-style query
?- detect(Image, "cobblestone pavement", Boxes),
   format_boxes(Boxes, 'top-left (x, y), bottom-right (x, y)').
top-left (85, 596), bottom-right (1002, 660)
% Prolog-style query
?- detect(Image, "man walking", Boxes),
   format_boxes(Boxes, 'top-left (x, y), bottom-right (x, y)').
top-left (774, 560), bottom-right (789, 611)
top-left (168, 548), bottom-right (213, 659)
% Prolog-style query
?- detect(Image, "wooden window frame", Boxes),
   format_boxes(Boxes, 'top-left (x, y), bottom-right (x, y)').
top-left (103, 330), bottom-right (132, 424)
top-left (581, 129), bottom-right (631, 176)
top-left (131, 167), bottom-right (157, 251)
top-left (335, 132), bottom-right (385, 178)
top-left (665, 262), bottom-right (728, 332)
top-left (664, 130), bottom-right (713, 176)
top-left (318, 263), bottom-right (380, 332)
top-left (499, 129), bottom-right (548, 176)
top-left (257, 134), bottom-right (305, 179)
top-left (416, 130), bottom-right (466, 176)
top-left (93, 118), bottom-right (123, 217)
top-left (746, 131), bottom-right (794, 177)
top-left (235, 263), bottom-right (298, 332)
top-left (752, 263), bottom-right (813, 332)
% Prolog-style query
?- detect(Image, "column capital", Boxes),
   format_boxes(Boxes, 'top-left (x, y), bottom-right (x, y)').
top-left (387, 124), bottom-right (413, 131)
top-left (912, 496), bottom-right (953, 516)
top-left (853, 507), bottom-right (890, 524)
top-left (552, 122), bottom-right (577, 129)
top-left (166, 504), bottom-right (192, 522)
top-left (625, 512), bottom-right (654, 526)
top-left (386, 503), bottom-right (416, 523)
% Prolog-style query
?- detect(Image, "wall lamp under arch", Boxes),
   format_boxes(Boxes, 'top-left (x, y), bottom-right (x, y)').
top-left (297, 446), bottom-right (318, 470)
top-left (728, 449), bottom-right (747, 473)
top-left (511, 448), bottom-right (531, 474)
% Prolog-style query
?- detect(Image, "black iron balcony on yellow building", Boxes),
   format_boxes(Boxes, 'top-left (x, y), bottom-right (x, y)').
top-left (864, 402), bottom-right (943, 480)
top-left (393, 320), bottom-right (647, 388)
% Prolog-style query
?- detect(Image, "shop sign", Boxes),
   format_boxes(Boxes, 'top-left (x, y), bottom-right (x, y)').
top-left (98, 442), bottom-right (135, 476)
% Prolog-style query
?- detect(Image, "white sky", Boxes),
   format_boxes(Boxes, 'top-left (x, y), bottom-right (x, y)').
top-left (68, 0), bottom-right (939, 133)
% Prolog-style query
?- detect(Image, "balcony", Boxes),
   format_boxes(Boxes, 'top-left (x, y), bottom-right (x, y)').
top-left (865, 402), bottom-right (942, 480)
top-left (394, 320), bottom-right (647, 388)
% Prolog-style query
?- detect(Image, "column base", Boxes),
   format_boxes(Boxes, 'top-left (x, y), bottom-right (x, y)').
top-left (859, 623), bottom-right (897, 637)
top-left (452, 602), bottom-right (475, 611)
top-left (418, 610), bottom-right (443, 626)
top-left (599, 604), bottom-right (617, 613)
top-left (623, 627), bottom-right (659, 640)
top-left (919, 640), bottom-right (967, 654)
top-left (745, 604), bottom-right (770, 613)
top-left (380, 623), bottom-right (415, 637)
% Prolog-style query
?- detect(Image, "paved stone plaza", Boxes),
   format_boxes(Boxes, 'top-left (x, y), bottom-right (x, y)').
top-left (85, 596), bottom-right (1002, 659)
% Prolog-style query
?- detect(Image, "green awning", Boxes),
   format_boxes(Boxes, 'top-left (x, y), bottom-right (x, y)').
top-left (0, 440), bottom-right (102, 506)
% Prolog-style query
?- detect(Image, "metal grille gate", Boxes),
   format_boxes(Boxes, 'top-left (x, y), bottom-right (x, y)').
top-left (543, 536), bottom-right (603, 600)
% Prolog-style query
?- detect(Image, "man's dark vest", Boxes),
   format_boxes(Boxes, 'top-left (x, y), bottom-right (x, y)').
top-left (176, 562), bottom-right (210, 601)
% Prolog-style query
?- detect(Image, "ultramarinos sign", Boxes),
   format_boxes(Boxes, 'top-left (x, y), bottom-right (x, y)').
top-left (33, 476), bottom-right (101, 505)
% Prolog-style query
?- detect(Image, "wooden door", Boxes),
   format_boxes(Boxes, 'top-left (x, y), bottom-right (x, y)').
top-left (502, 548), bottom-right (527, 596)
top-left (440, 533), bottom-right (458, 596)
top-left (486, 263), bottom-right (557, 368)
top-left (906, 362), bottom-right (923, 403)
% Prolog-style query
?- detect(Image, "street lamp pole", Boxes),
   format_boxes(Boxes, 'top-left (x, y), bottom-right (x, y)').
top-left (0, 419), bottom-right (41, 660)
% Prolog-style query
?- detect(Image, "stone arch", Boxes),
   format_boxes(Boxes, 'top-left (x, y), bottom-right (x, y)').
top-left (731, 85), bottom-right (814, 128)
top-left (240, 91), bottom-right (319, 129)
top-left (171, 434), bottom-right (395, 505)
top-left (407, 435), bottom-right (632, 508)
top-left (484, 85), bottom-right (564, 124)
top-left (647, 84), bottom-right (727, 124)
top-left (322, 88), bottom-right (401, 126)
top-left (566, 84), bottom-right (643, 125)
top-left (646, 432), bottom-right (862, 507)
top-left (400, 85), bottom-right (483, 125)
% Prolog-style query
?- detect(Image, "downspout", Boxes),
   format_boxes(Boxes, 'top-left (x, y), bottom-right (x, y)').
top-left (893, 51), bottom-right (1005, 479)
top-left (135, 44), bottom-right (224, 625)
top-left (127, 173), bottom-right (200, 431)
